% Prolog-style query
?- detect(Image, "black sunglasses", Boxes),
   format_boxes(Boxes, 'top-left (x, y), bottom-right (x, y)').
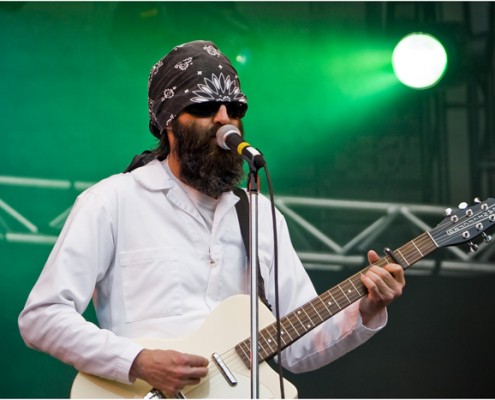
top-left (183, 101), bottom-right (247, 119)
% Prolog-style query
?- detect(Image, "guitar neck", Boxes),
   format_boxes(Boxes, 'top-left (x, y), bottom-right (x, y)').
top-left (235, 231), bottom-right (438, 365)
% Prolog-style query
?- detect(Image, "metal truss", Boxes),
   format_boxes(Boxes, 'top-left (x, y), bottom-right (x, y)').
top-left (2, 175), bottom-right (494, 275)
top-left (275, 196), bottom-right (495, 276)
top-left (0, 175), bottom-right (90, 245)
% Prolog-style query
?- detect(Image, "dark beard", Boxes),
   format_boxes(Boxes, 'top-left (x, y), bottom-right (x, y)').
top-left (171, 119), bottom-right (245, 198)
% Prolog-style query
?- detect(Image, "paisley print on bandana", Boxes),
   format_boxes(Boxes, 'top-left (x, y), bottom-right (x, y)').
top-left (191, 73), bottom-right (244, 103)
top-left (174, 57), bottom-right (193, 71)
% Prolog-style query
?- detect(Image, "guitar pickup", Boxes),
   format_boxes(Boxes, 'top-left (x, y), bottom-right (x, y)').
top-left (212, 352), bottom-right (238, 387)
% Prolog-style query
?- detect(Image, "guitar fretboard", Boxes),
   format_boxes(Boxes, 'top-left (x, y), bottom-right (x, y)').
top-left (235, 231), bottom-right (438, 367)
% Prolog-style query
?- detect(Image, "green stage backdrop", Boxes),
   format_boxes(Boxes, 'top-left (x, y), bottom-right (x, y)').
top-left (1, 2), bottom-right (494, 398)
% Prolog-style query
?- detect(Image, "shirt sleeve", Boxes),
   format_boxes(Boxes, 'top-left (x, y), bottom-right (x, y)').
top-left (18, 189), bottom-right (143, 384)
top-left (262, 205), bottom-right (387, 373)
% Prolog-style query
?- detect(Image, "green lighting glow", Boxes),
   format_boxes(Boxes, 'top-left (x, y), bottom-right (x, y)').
top-left (392, 32), bottom-right (448, 89)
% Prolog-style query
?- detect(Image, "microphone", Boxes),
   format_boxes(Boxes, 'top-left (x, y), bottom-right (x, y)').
top-left (216, 124), bottom-right (266, 169)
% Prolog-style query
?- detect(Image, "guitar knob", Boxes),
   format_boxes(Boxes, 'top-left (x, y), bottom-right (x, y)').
top-left (474, 197), bottom-right (481, 204)
top-left (444, 208), bottom-right (453, 216)
top-left (466, 209), bottom-right (474, 216)
top-left (462, 231), bottom-right (471, 239)
top-left (459, 202), bottom-right (468, 209)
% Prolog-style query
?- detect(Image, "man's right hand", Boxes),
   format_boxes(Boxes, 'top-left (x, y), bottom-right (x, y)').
top-left (130, 349), bottom-right (209, 397)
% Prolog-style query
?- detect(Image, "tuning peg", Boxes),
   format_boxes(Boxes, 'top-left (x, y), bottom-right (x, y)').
top-left (459, 202), bottom-right (468, 209)
top-left (468, 241), bottom-right (479, 252)
top-left (482, 232), bottom-right (493, 243)
top-left (474, 197), bottom-right (489, 210)
top-left (444, 208), bottom-right (453, 216)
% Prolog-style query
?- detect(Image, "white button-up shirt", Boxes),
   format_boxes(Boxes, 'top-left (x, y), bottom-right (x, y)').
top-left (19, 159), bottom-right (385, 384)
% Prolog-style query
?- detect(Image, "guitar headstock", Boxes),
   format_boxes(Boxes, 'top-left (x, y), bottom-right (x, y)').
top-left (430, 197), bottom-right (495, 251)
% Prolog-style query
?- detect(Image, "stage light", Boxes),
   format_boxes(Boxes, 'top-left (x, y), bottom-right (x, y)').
top-left (392, 32), bottom-right (448, 89)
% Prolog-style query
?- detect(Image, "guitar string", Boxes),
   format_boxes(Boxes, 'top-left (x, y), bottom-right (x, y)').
top-left (272, 233), bottom-right (436, 340)
top-left (181, 347), bottom-right (248, 394)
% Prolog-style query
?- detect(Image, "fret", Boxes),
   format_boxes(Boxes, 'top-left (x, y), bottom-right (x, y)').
top-left (411, 240), bottom-right (424, 257)
top-left (328, 291), bottom-right (341, 310)
top-left (281, 319), bottom-right (295, 341)
top-left (291, 309), bottom-right (307, 333)
top-left (267, 324), bottom-right (289, 348)
top-left (309, 301), bottom-right (324, 322)
top-left (298, 306), bottom-right (315, 330)
top-left (348, 277), bottom-right (365, 299)
top-left (282, 315), bottom-right (298, 341)
top-left (396, 248), bottom-right (408, 266)
top-left (320, 291), bottom-right (339, 315)
top-left (337, 284), bottom-right (351, 304)
top-left (234, 342), bottom-right (250, 367)
top-left (316, 295), bottom-right (333, 319)
top-left (392, 232), bottom-right (437, 270)
top-left (264, 325), bottom-right (280, 349)
top-left (258, 331), bottom-right (276, 359)
top-left (341, 279), bottom-right (361, 302)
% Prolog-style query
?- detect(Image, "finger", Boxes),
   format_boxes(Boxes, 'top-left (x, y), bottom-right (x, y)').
top-left (184, 353), bottom-right (209, 367)
top-left (178, 377), bottom-right (201, 389)
top-left (184, 365), bottom-right (209, 379)
top-left (361, 273), bottom-right (380, 296)
top-left (383, 263), bottom-right (406, 285)
top-left (366, 265), bottom-right (395, 285)
top-left (364, 267), bottom-right (400, 296)
top-left (367, 249), bottom-right (380, 264)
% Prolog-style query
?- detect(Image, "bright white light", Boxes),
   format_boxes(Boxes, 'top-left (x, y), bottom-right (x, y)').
top-left (392, 32), bottom-right (448, 89)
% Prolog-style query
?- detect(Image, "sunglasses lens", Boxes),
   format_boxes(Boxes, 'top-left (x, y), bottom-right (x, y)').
top-left (184, 103), bottom-right (218, 116)
top-left (226, 102), bottom-right (247, 119)
top-left (184, 102), bottom-right (247, 119)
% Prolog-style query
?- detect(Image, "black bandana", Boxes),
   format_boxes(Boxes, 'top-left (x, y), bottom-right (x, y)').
top-left (148, 40), bottom-right (248, 138)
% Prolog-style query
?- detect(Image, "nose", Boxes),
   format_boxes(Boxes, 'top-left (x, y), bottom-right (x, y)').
top-left (212, 104), bottom-right (231, 125)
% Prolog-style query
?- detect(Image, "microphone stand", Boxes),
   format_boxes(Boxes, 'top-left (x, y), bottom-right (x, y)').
top-left (247, 166), bottom-right (261, 399)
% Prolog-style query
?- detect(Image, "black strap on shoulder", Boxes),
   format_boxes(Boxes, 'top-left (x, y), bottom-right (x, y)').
top-left (233, 187), bottom-right (272, 310)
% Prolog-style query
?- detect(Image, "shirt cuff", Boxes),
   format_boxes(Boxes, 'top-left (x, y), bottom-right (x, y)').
top-left (117, 341), bottom-right (145, 384)
top-left (359, 306), bottom-right (388, 331)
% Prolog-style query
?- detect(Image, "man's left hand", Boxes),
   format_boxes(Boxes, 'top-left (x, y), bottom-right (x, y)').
top-left (359, 249), bottom-right (405, 326)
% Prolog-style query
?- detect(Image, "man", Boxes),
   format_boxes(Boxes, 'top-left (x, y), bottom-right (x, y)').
top-left (19, 40), bottom-right (405, 398)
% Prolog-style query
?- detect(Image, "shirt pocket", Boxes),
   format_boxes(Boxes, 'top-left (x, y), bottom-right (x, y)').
top-left (119, 247), bottom-right (182, 322)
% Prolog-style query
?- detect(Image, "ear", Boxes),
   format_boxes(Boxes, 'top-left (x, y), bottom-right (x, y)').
top-left (163, 127), bottom-right (175, 151)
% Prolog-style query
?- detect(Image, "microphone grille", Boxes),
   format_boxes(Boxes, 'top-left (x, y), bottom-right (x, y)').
top-left (216, 124), bottom-right (240, 150)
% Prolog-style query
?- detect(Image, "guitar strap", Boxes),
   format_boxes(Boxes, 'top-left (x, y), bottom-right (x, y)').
top-left (233, 187), bottom-right (272, 311)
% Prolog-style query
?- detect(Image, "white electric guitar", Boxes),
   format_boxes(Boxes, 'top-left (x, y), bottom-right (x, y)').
top-left (71, 198), bottom-right (495, 398)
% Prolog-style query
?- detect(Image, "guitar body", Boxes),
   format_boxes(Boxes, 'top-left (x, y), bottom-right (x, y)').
top-left (71, 295), bottom-right (298, 398)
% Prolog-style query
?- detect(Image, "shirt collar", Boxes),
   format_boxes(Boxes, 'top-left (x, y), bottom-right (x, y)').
top-left (130, 158), bottom-right (173, 191)
top-left (129, 158), bottom-right (241, 209)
